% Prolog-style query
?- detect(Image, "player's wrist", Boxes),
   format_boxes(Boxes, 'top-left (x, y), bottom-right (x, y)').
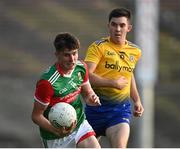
top-left (132, 98), bottom-right (141, 104)
top-left (105, 79), bottom-right (114, 88)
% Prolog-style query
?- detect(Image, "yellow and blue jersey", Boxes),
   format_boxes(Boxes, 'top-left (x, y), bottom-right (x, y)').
top-left (84, 37), bottom-right (141, 101)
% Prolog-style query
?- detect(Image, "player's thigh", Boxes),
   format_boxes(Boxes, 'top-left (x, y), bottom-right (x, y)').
top-left (76, 135), bottom-right (100, 148)
top-left (106, 122), bottom-right (130, 148)
top-left (75, 120), bottom-right (100, 148)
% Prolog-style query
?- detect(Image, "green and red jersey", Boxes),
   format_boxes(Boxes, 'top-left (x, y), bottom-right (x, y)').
top-left (34, 60), bottom-right (88, 140)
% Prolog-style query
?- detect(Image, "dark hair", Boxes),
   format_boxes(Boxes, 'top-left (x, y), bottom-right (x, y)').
top-left (54, 32), bottom-right (80, 51)
top-left (108, 8), bottom-right (131, 23)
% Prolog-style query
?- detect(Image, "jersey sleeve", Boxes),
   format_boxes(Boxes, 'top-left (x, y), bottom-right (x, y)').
top-left (84, 43), bottom-right (103, 64)
top-left (34, 80), bottom-right (54, 105)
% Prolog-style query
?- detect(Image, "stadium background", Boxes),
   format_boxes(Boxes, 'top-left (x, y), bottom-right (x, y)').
top-left (0, 0), bottom-right (180, 147)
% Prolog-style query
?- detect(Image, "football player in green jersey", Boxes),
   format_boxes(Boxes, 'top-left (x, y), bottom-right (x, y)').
top-left (84, 8), bottom-right (144, 148)
top-left (31, 32), bottom-right (101, 148)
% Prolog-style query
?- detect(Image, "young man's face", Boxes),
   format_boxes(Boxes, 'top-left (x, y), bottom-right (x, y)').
top-left (108, 17), bottom-right (132, 44)
top-left (55, 49), bottom-right (78, 73)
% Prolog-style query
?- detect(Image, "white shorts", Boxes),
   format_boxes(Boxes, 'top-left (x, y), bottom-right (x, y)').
top-left (42, 120), bottom-right (95, 148)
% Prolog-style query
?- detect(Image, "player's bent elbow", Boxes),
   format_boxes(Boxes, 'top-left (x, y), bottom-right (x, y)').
top-left (31, 113), bottom-right (39, 125)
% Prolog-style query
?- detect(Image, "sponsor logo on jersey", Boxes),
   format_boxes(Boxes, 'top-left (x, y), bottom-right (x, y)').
top-left (54, 87), bottom-right (81, 104)
top-left (105, 61), bottom-right (134, 72)
top-left (106, 51), bottom-right (116, 56)
top-left (59, 87), bottom-right (68, 94)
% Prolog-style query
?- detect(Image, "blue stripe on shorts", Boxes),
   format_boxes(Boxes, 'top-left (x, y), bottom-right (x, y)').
top-left (85, 97), bottom-right (132, 136)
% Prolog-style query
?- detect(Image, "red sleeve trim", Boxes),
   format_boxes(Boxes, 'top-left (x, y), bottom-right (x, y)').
top-left (34, 80), bottom-right (54, 105)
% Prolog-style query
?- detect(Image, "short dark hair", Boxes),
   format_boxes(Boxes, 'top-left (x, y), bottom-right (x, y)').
top-left (54, 32), bottom-right (80, 51)
top-left (108, 8), bottom-right (131, 23)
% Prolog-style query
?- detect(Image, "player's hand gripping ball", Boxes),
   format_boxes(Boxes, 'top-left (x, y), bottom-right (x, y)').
top-left (48, 102), bottom-right (77, 128)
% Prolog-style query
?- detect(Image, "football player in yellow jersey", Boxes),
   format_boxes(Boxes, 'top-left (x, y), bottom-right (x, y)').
top-left (84, 8), bottom-right (144, 148)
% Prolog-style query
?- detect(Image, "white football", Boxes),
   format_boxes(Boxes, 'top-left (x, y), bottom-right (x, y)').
top-left (48, 102), bottom-right (77, 128)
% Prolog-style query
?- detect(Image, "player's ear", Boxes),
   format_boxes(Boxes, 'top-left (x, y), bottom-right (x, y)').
top-left (128, 24), bottom-right (132, 32)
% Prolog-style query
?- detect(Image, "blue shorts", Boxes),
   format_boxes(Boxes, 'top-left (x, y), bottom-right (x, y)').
top-left (85, 98), bottom-right (132, 136)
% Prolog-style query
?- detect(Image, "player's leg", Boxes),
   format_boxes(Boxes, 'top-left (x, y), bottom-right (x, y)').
top-left (77, 135), bottom-right (100, 148)
top-left (104, 99), bottom-right (132, 148)
top-left (106, 122), bottom-right (130, 148)
top-left (75, 120), bottom-right (101, 148)
top-left (98, 136), bottom-right (111, 148)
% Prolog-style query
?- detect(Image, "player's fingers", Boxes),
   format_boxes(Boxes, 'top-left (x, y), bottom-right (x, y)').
top-left (92, 94), bottom-right (98, 99)
top-left (92, 95), bottom-right (101, 105)
top-left (95, 98), bottom-right (101, 105)
top-left (92, 95), bottom-right (98, 101)
top-left (133, 111), bottom-right (142, 117)
top-left (64, 126), bottom-right (71, 131)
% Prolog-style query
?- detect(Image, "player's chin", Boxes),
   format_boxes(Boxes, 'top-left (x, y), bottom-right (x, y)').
top-left (65, 66), bottom-right (74, 72)
top-left (68, 64), bottom-right (75, 70)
